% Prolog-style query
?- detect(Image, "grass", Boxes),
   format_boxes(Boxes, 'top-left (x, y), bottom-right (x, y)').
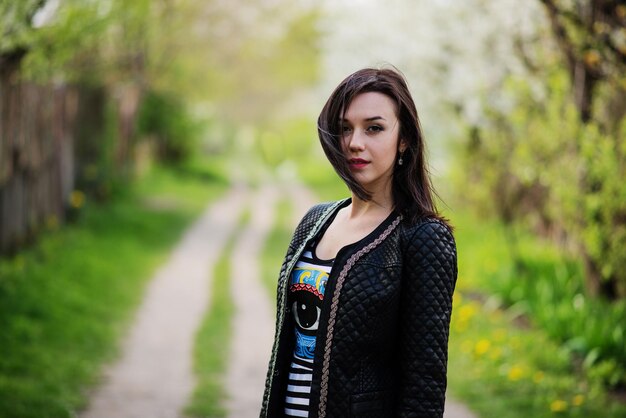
top-left (185, 209), bottom-right (248, 418)
top-left (455, 214), bottom-right (626, 388)
top-left (260, 199), bottom-right (294, 302)
top-left (448, 292), bottom-right (626, 417)
top-left (0, 157), bottom-right (227, 418)
top-left (447, 210), bottom-right (626, 417)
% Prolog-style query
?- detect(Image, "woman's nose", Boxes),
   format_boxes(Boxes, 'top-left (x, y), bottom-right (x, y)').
top-left (348, 130), bottom-right (366, 151)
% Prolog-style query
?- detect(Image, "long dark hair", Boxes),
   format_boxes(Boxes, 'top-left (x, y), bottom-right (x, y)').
top-left (317, 66), bottom-right (443, 224)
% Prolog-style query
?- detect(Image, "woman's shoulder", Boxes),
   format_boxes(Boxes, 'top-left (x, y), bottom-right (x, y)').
top-left (293, 198), bottom-right (348, 233)
top-left (299, 199), bottom-right (349, 223)
top-left (398, 216), bottom-right (457, 281)
top-left (399, 215), bottom-right (455, 249)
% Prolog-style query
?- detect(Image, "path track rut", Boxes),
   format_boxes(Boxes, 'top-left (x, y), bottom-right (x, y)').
top-left (225, 184), bottom-right (279, 416)
top-left (81, 186), bottom-right (246, 418)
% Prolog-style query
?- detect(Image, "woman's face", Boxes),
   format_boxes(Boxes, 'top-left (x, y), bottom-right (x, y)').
top-left (341, 92), bottom-right (406, 196)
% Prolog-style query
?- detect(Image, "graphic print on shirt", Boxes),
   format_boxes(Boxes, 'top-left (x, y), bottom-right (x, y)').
top-left (285, 248), bottom-right (333, 418)
top-left (290, 255), bottom-right (329, 360)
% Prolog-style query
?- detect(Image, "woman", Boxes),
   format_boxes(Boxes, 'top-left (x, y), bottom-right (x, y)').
top-left (261, 67), bottom-right (457, 418)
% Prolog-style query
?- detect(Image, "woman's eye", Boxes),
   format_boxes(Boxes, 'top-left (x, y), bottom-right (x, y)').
top-left (341, 126), bottom-right (352, 135)
top-left (367, 125), bottom-right (383, 133)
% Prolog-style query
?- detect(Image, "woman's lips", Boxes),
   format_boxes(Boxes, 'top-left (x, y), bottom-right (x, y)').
top-left (348, 158), bottom-right (370, 169)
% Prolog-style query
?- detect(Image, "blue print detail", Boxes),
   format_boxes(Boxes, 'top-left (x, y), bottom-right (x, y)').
top-left (294, 328), bottom-right (316, 359)
top-left (291, 267), bottom-right (328, 295)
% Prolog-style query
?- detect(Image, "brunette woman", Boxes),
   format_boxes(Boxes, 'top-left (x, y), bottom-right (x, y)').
top-left (261, 67), bottom-right (457, 418)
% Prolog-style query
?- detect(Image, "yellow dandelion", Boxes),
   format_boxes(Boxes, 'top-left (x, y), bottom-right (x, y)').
top-left (458, 304), bottom-right (478, 322)
top-left (550, 400), bottom-right (568, 412)
top-left (572, 395), bottom-right (584, 406)
top-left (70, 190), bottom-right (85, 209)
top-left (507, 365), bottom-right (524, 381)
top-left (474, 339), bottom-right (491, 356)
top-left (46, 215), bottom-right (59, 230)
top-left (533, 371), bottom-right (544, 384)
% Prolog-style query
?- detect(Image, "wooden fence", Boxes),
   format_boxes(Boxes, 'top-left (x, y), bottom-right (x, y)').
top-left (0, 59), bottom-right (141, 255)
top-left (0, 59), bottom-right (76, 254)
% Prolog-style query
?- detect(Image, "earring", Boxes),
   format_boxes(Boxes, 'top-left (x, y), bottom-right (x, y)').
top-left (398, 154), bottom-right (404, 166)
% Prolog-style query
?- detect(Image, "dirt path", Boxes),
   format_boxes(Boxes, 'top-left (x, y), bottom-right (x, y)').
top-left (81, 186), bottom-right (247, 418)
top-left (444, 399), bottom-right (477, 418)
top-left (224, 184), bottom-right (280, 417)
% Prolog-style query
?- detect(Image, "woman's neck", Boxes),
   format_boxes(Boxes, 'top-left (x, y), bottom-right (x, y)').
top-left (347, 191), bottom-right (394, 220)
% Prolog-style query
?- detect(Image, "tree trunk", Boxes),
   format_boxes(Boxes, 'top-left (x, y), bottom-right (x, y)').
top-left (573, 60), bottom-right (597, 123)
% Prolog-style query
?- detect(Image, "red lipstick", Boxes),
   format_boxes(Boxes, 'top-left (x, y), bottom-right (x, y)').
top-left (348, 158), bottom-right (369, 169)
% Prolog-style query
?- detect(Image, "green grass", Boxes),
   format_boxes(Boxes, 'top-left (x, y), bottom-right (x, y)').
top-left (447, 210), bottom-right (626, 417)
top-left (0, 158), bottom-right (227, 418)
top-left (447, 292), bottom-right (626, 417)
top-left (451, 208), bottom-right (626, 385)
top-left (260, 199), bottom-right (294, 302)
top-left (185, 209), bottom-right (249, 418)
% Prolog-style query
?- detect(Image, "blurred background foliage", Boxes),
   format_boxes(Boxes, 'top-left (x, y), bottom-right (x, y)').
top-left (1, 0), bottom-right (626, 416)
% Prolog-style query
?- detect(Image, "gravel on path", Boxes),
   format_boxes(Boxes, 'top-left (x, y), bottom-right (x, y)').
top-left (81, 186), bottom-right (247, 418)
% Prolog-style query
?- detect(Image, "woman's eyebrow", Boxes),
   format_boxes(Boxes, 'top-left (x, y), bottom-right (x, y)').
top-left (341, 116), bottom-right (387, 122)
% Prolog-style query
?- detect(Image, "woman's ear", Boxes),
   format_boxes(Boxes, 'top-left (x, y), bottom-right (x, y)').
top-left (399, 139), bottom-right (408, 153)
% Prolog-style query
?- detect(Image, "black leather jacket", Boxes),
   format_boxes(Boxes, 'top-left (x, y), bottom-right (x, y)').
top-left (261, 199), bottom-right (457, 418)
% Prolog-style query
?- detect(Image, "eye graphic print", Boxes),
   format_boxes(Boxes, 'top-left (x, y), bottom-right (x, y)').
top-left (292, 290), bottom-right (322, 331)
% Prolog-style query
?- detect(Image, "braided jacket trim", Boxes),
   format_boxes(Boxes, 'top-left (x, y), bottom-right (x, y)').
top-left (317, 215), bottom-right (402, 418)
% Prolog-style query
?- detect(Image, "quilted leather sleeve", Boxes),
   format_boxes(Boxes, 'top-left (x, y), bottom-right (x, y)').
top-left (396, 220), bottom-right (457, 418)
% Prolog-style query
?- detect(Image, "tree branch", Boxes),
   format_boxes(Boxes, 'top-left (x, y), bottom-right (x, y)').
top-left (538, 0), bottom-right (578, 74)
top-left (542, 0), bottom-right (626, 67)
